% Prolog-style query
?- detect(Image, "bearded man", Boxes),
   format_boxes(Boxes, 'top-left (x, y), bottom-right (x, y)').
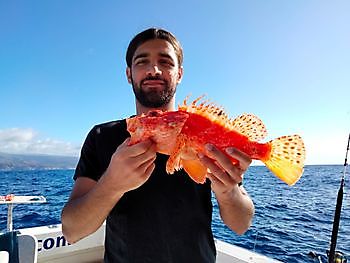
top-left (61, 28), bottom-right (254, 263)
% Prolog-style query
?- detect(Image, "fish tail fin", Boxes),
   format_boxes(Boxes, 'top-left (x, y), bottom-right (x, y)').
top-left (262, 135), bottom-right (305, 186)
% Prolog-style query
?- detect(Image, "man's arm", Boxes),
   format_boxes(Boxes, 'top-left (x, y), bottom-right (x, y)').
top-left (61, 139), bottom-right (156, 244)
top-left (198, 144), bottom-right (255, 235)
top-left (214, 185), bottom-right (254, 235)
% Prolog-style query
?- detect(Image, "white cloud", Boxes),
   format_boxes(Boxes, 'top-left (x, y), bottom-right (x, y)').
top-left (303, 132), bottom-right (348, 165)
top-left (0, 128), bottom-right (80, 156)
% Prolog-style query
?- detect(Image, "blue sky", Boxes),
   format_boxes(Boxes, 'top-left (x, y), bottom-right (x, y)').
top-left (0, 0), bottom-right (349, 164)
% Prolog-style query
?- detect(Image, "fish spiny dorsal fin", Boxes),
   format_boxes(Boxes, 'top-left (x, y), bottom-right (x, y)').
top-left (181, 94), bottom-right (192, 107)
top-left (179, 95), bottom-right (230, 127)
top-left (231, 113), bottom-right (268, 141)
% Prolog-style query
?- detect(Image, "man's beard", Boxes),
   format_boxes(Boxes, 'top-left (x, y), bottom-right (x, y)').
top-left (131, 76), bottom-right (176, 108)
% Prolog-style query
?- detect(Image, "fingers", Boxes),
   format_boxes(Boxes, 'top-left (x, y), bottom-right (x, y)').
top-left (207, 171), bottom-right (229, 187)
top-left (134, 152), bottom-right (157, 172)
top-left (131, 143), bottom-right (156, 164)
top-left (106, 138), bottom-right (157, 193)
top-left (225, 147), bottom-right (252, 170)
top-left (205, 144), bottom-right (251, 171)
top-left (112, 137), bottom-right (157, 174)
top-left (118, 138), bottom-right (156, 158)
top-left (199, 153), bottom-right (237, 185)
top-left (199, 144), bottom-right (252, 186)
top-left (138, 157), bottom-right (156, 178)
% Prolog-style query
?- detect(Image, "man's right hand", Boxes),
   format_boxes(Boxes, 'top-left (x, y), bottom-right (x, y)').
top-left (61, 138), bottom-right (157, 244)
top-left (103, 138), bottom-right (157, 197)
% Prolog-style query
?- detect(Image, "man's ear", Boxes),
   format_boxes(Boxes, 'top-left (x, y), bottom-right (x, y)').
top-left (177, 66), bottom-right (184, 84)
top-left (126, 67), bottom-right (132, 84)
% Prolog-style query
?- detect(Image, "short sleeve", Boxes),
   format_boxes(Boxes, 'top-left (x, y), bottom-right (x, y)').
top-left (73, 126), bottom-right (101, 181)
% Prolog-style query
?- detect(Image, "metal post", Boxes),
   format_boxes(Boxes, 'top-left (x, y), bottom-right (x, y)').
top-left (7, 203), bottom-right (14, 232)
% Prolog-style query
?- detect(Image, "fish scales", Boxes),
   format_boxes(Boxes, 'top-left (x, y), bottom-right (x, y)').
top-left (180, 111), bottom-right (271, 161)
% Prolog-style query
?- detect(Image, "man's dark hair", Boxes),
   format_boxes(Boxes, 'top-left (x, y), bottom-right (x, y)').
top-left (126, 28), bottom-right (183, 68)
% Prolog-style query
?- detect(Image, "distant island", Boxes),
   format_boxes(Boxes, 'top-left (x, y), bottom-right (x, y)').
top-left (0, 152), bottom-right (79, 171)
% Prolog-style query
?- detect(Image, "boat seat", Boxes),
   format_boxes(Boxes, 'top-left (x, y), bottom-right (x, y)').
top-left (0, 231), bottom-right (38, 263)
top-left (18, 234), bottom-right (38, 263)
top-left (0, 232), bottom-right (19, 263)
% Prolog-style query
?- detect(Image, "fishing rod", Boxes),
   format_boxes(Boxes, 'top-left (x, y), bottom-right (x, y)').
top-left (328, 133), bottom-right (350, 263)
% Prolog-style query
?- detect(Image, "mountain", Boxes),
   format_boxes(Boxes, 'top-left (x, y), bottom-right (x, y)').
top-left (0, 152), bottom-right (79, 170)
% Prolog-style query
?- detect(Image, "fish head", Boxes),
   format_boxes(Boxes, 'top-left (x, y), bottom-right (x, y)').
top-left (126, 110), bottom-right (189, 154)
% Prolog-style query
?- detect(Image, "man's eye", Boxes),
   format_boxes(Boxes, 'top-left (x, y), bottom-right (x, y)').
top-left (160, 60), bottom-right (174, 66)
top-left (136, 59), bottom-right (147, 65)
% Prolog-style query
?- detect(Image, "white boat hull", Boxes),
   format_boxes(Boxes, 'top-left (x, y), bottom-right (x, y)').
top-left (17, 224), bottom-right (281, 263)
top-left (19, 224), bottom-right (104, 263)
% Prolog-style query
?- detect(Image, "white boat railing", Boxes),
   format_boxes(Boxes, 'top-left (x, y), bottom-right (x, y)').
top-left (0, 195), bottom-right (46, 232)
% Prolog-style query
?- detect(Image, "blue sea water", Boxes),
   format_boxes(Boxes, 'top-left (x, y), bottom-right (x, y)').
top-left (0, 165), bottom-right (349, 262)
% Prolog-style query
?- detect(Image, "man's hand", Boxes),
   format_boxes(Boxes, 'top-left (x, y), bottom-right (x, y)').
top-left (198, 144), bottom-right (251, 198)
top-left (198, 144), bottom-right (254, 234)
top-left (62, 138), bottom-right (157, 244)
top-left (103, 138), bottom-right (157, 197)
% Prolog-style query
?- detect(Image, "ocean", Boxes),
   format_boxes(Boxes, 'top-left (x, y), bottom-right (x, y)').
top-left (0, 165), bottom-right (349, 262)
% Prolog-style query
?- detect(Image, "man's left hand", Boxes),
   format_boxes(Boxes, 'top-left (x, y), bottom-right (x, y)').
top-left (198, 144), bottom-right (252, 198)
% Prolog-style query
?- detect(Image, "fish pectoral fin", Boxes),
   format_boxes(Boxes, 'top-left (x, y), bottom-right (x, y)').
top-left (181, 159), bottom-right (207, 184)
top-left (166, 135), bottom-right (186, 174)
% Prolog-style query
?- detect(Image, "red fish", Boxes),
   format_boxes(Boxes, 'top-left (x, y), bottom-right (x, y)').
top-left (126, 96), bottom-right (305, 186)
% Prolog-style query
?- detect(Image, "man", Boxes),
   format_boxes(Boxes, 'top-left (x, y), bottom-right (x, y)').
top-left (61, 28), bottom-right (254, 262)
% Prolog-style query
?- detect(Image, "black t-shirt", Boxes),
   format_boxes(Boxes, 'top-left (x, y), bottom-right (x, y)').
top-left (74, 119), bottom-right (216, 263)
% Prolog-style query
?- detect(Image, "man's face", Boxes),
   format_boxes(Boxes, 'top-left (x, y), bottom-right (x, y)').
top-left (127, 39), bottom-right (183, 108)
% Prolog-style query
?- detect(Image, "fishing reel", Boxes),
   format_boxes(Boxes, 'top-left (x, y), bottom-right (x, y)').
top-left (327, 250), bottom-right (348, 263)
top-left (308, 250), bottom-right (347, 263)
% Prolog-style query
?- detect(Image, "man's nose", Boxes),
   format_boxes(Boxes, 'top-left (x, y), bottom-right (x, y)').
top-left (147, 64), bottom-right (162, 76)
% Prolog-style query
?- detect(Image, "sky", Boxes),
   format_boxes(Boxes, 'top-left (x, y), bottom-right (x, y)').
top-left (0, 0), bottom-right (349, 165)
